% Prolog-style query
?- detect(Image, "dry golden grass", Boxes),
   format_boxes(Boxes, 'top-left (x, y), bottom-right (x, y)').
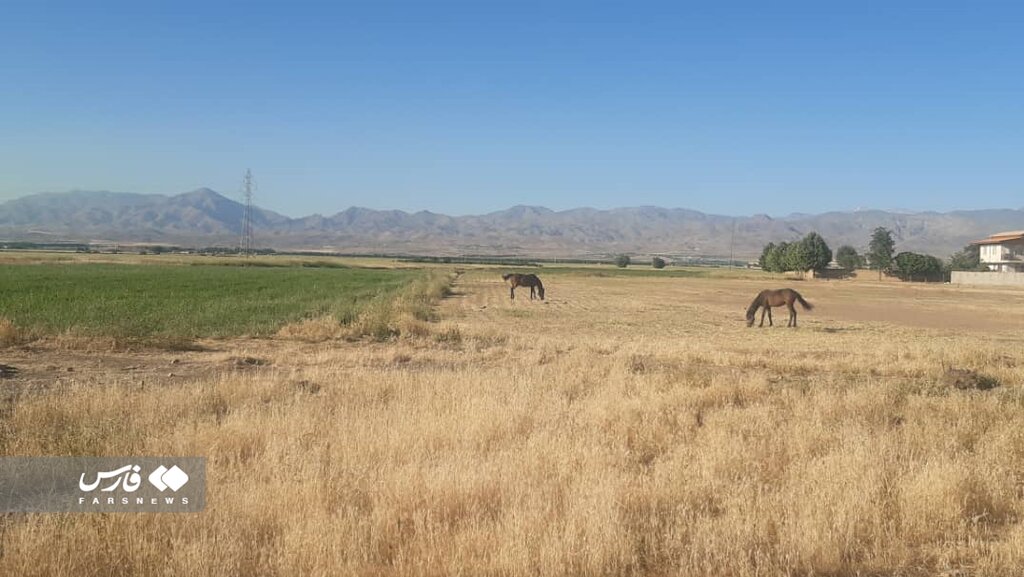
top-left (275, 271), bottom-right (454, 342)
top-left (276, 314), bottom-right (347, 342)
top-left (0, 317), bottom-right (25, 347)
top-left (2, 270), bottom-right (1024, 576)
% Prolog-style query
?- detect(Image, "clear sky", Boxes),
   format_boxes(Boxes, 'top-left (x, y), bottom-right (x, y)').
top-left (2, 1), bottom-right (1022, 217)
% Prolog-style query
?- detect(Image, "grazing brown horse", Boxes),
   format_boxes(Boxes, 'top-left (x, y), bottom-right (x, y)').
top-left (746, 288), bottom-right (813, 327)
top-left (502, 273), bottom-right (545, 300)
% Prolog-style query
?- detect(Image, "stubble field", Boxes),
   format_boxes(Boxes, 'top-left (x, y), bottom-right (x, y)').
top-left (2, 261), bottom-right (1024, 576)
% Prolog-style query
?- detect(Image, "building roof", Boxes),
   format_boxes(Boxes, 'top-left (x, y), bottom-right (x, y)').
top-left (970, 230), bottom-right (1024, 245)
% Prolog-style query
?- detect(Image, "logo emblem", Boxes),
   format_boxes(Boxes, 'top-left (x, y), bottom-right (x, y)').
top-left (148, 465), bottom-right (190, 492)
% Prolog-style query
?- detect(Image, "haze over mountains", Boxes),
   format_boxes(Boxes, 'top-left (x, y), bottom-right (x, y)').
top-left (0, 188), bottom-right (1020, 259)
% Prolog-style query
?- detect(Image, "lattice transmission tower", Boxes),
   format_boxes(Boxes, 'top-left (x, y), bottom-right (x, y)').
top-left (729, 218), bottom-right (737, 268)
top-left (239, 169), bottom-right (255, 257)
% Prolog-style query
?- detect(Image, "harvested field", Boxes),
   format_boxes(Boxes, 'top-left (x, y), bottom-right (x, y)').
top-left (1, 263), bottom-right (1023, 576)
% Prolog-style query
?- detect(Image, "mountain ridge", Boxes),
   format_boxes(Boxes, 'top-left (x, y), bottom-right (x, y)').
top-left (0, 189), bottom-right (1019, 258)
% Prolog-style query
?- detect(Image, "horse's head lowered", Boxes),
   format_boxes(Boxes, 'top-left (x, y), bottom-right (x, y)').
top-left (745, 297), bottom-right (761, 327)
top-left (537, 284), bottom-right (545, 300)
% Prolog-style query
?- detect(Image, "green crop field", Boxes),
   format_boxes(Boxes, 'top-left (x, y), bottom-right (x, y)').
top-left (0, 263), bottom-right (421, 341)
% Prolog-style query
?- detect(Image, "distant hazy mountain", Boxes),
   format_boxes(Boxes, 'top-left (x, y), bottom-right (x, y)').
top-left (0, 188), bottom-right (289, 244)
top-left (0, 188), bottom-right (1020, 259)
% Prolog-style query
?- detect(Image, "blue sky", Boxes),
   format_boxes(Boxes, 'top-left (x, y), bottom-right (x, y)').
top-left (2, 1), bottom-right (1022, 217)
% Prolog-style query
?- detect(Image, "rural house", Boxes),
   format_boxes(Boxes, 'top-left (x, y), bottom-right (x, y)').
top-left (971, 230), bottom-right (1024, 272)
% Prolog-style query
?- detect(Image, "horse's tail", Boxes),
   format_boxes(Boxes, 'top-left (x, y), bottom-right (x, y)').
top-left (795, 292), bottom-right (813, 310)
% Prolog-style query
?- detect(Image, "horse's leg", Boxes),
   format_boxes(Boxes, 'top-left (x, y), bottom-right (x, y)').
top-left (510, 286), bottom-right (515, 300)
top-left (767, 306), bottom-right (773, 326)
top-left (788, 302), bottom-right (796, 327)
top-left (759, 307), bottom-right (767, 327)
top-left (530, 286), bottom-right (535, 300)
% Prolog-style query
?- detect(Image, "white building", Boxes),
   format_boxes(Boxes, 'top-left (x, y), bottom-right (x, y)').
top-left (971, 230), bottom-right (1024, 272)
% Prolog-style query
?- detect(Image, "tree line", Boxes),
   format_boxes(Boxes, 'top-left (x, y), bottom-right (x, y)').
top-left (758, 227), bottom-right (987, 282)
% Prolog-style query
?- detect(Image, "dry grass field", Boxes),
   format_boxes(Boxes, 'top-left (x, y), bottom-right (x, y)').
top-left (2, 265), bottom-right (1024, 576)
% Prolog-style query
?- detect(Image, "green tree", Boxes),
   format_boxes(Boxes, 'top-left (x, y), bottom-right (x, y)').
top-left (868, 227), bottom-right (895, 279)
top-left (760, 233), bottom-right (832, 273)
top-left (758, 243), bottom-right (776, 270)
top-left (799, 232), bottom-right (833, 272)
top-left (835, 245), bottom-right (862, 270)
top-left (948, 244), bottom-right (984, 271)
top-left (614, 254), bottom-right (631, 268)
top-left (764, 242), bottom-right (790, 273)
top-left (893, 251), bottom-right (944, 282)
top-left (784, 241), bottom-right (809, 272)
top-left (651, 256), bottom-right (666, 269)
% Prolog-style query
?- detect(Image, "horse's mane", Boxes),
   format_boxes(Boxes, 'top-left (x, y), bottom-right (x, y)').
top-left (745, 290), bottom-right (765, 317)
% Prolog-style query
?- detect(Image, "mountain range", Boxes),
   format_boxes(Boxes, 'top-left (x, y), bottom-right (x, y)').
top-left (0, 188), bottom-right (1020, 259)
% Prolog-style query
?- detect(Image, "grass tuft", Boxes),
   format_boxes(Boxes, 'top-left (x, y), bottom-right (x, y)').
top-left (346, 271), bottom-right (456, 341)
top-left (0, 317), bottom-right (25, 347)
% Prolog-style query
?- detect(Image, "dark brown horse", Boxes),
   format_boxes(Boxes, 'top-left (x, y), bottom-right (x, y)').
top-left (746, 288), bottom-right (813, 327)
top-left (502, 273), bottom-right (545, 300)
